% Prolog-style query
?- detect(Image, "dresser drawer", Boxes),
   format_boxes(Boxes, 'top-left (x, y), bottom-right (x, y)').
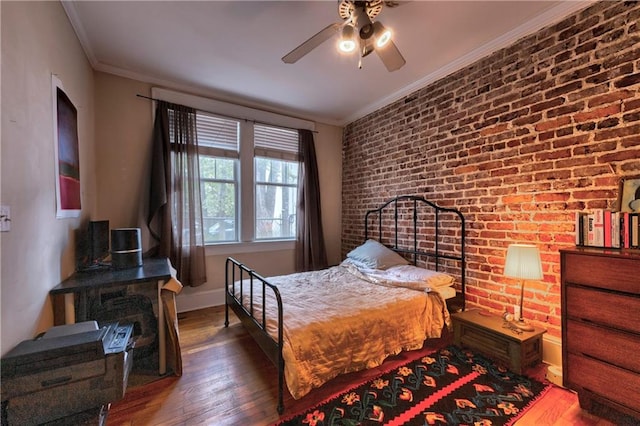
top-left (565, 286), bottom-right (640, 334)
top-left (563, 253), bottom-right (640, 293)
top-left (566, 353), bottom-right (640, 412)
top-left (565, 319), bottom-right (640, 373)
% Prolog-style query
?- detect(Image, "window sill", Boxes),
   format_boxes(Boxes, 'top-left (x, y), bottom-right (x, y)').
top-left (205, 240), bottom-right (295, 256)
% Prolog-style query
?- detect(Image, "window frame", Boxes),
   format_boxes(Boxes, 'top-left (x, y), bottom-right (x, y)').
top-left (151, 87), bottom-right (314, 255)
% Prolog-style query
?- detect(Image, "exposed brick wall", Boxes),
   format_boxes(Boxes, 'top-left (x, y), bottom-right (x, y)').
top-left (342, 1), bottom-right (640, 338)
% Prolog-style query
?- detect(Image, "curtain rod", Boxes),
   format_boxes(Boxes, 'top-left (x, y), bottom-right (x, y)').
top-left (136, 94), bottom-right (318, 134)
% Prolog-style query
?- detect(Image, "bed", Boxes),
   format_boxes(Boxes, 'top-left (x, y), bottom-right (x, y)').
top-left (224, 195), bottom-right (466, 414)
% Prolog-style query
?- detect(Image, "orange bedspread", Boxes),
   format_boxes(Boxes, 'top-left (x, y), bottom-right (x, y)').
top-left (235, 264), bottom-right (450, 399)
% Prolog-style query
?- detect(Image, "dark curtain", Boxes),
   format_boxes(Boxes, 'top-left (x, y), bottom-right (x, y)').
top-left (295, 129), bottom-right (328, 271)
top-left (148, 101), bottom-right (206, 287)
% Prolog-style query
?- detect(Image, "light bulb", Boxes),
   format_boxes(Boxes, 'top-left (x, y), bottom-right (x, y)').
top-left (339, 24), bottom-right (356, 53)
top-left (372, 21), bottom-right (391, 48)
top-left (339, 39), bottom-right (356, 52)
top-left (376, 28), bottom-right (391, 47)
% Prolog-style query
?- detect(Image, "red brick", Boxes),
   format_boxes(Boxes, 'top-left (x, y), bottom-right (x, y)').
top-left (502, 194), bottom-right (534, 204)
top-left (588, 90), bottom-right (635, 107)
top-left (535, 116), bottom-right (572, 131)
top-left (480, 123), bottom-right (509, 136)
top-left (574, 104), bottom-right (621, 121)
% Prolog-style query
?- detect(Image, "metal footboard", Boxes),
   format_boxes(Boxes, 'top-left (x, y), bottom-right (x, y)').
top-left (224, 257), bottom-right (285, 414)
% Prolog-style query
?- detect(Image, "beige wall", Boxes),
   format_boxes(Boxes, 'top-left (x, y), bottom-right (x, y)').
top-left (0, 2), bottom-right (342, 354)
top-left (1, 1), bottom-right (95, 354)
top-left (94, 73), bottom-right (153, 233)
top-left (93, 74), bottom-right (344, 312)
top-left (315, 122), bottom-right (344, 268)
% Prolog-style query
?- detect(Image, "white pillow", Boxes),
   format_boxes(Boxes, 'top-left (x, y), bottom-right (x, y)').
top-left (386, 264), bottom-right (454, 288)
top-left (346, 239), bottom-right (409, 270)
top-left (341, 257), bottom-right (376, 271)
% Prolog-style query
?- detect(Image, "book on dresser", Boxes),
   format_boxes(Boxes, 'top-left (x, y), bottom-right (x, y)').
top-left (560, 247), bottom-right (640, 424)
top-left (575, 210), bottom-right (639, 248)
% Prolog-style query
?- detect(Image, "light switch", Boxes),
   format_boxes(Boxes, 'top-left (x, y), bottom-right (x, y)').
top-left (1, 205), bottom-right (11, 232)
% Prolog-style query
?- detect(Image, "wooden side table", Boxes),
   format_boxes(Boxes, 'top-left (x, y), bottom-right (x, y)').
top-left (451, 309), bottom-right (546, 374)
top-left (50, 258), bottom-right (172, 375)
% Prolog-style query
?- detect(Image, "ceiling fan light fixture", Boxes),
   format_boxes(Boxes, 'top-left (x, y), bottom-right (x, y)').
top-left (339, 24), bottom-right (357, 52)
top-left (282, 0), bottom-right (406, 71)
top-left (373, 21), bottom-right (391, 48)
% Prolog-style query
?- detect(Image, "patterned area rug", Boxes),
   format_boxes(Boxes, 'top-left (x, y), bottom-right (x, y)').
top-left (275, 346), bottom-right (551, 426)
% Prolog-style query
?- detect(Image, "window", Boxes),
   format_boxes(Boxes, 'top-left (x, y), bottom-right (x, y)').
top-left (197, 113), bottom-right (239, 244)
top-left (152, 87), bottom-right (313, 248)
top-left (196, 114), bottom-right (300, 244)
top-left (254, 125), bottom-right (299, 240)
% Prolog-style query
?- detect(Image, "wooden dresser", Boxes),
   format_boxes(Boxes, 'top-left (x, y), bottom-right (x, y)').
top-left (560, 247), bottom-right (640, 423)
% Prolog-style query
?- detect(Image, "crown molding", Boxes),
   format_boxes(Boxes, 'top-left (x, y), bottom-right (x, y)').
top-left (342, 0), bottom-right (596, 125)
top-left (61, 0), bottom-right (595, 128)
top-left (61, 1), bottom-right (97, 67)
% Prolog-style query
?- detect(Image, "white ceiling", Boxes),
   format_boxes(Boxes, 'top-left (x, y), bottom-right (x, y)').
top-left (62, 1), bottom-right (592, 126)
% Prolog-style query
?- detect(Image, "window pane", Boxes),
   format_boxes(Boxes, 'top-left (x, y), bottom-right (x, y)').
top-left (200, 156), bottom-right (234, 180)
top-left (255, 183), bottom-right (297, 240)
top-left (255, 157), bottom-right (298, 184)
top-left (199, 156), bottom-right (237, 243)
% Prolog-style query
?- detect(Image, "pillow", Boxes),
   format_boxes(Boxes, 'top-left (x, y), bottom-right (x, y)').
top-left (346, 239), bottom-right (409, 270)
top-left (340, 257), bottom-right (376, 271)
top-left (361, 269), bottom-right (434, 292)
top-left (385, 264), bottom-right (454, 288)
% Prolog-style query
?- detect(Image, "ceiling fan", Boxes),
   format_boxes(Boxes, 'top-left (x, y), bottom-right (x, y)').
top-left (282, 0), bottom-right (406, 72)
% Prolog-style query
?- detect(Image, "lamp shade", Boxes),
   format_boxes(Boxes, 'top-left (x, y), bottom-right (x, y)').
top-left (504, 244), bottom-right (543, 280)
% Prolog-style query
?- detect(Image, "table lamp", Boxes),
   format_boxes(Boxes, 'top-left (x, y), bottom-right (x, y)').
top-left (503, 244), bottom-right (543, 331)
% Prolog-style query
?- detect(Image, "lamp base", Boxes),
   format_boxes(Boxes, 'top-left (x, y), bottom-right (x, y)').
top-left (513, 319), bottom-right (535, 332)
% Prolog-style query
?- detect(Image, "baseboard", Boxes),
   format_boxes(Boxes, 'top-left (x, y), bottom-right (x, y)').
top-left (175, 288), bottom-right (225, 313)
top-left (542, 334), bottom-right (563, 384)
top-left (542, 334), bottom-right (562, 366)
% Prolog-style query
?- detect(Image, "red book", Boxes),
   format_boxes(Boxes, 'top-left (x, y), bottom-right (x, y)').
top-left (603, 210), bottom-right (612, 248)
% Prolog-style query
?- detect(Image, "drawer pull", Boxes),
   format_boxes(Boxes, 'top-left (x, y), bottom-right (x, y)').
top-left (41, 375), bottom-right (72, 388)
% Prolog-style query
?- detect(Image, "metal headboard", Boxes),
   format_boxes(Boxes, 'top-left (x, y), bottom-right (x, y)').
top-left (364, 195), bottom-right (466, 310)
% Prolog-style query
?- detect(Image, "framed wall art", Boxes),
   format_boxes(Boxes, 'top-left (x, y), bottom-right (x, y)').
top-left (52, 75), bottom-right (81, 218)
top-left (617, 175), bottom-right (640, 213)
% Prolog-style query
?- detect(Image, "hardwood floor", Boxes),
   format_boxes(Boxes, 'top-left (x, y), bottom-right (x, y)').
top-left (108, 306), bottom-right (617, 426)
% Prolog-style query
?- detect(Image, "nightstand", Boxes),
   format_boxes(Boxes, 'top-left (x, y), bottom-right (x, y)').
top-left (451, 309), bottom-right (546, 374)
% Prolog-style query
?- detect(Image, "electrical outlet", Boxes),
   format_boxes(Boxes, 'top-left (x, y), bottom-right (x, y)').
top-left (1, 205), bottom-right (11, 232)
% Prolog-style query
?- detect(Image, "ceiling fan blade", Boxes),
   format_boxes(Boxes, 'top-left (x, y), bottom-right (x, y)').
top-left (282, 22), bottom-right (342, 64)
top-left (375, 39), bottom-right (406, 71)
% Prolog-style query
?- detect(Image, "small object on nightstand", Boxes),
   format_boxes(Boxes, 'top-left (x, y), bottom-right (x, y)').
top-left (502, 320), bottom-right (523, 335)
